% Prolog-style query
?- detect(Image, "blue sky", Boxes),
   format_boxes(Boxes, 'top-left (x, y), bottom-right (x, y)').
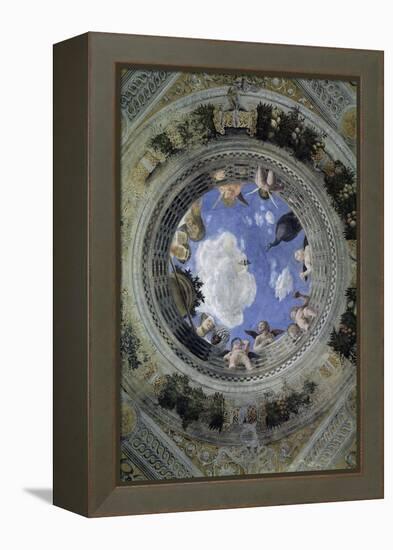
top-left (172, 182), bottom-right (310, 341)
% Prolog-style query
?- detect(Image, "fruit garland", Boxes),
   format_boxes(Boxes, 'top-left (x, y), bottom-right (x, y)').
top-left (120, 320), bottom-right (150, 370)
top-left (255, 103), bottom-right (357, 241)
top-left (265, 380), bottom-right (317, 429)
top-left (157, 373), bottom-right (225, 431)
top-left (328, 288), bottom-right (357, 363)
top-left (150, 101), bottom-right (357, 241)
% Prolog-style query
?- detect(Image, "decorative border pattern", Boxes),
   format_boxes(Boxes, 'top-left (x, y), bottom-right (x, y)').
top-left (297, 79), bottom-right (356, 128)
top-left (134, 146), bottom-right (345, 382)
top-left (120, 69), bottom-right (173, 123)
top-left (288, 377), bottom-right (356, 471)
top-left (120, 398), bottom-right (203, 480)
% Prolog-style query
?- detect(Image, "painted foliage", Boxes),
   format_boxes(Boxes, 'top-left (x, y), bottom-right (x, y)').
top-left (120, 71), bottom-right (357, 481)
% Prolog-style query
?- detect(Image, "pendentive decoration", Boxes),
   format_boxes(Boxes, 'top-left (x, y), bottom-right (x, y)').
top-left (120, 72), bottom-right (357, 481)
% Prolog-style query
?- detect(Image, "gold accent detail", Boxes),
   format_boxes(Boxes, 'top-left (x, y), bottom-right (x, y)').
top-left (120, 462), bottom-right (133, 474)
top-left (328, 353), bottom-right (342, 369)
top-left (340, 107), bottom-right (357, 141)
top-left (152, 376), bottom-right (167, 395)
top-left (121, 403), bottom-right (137, 436)
top-left (147, 73), bottom-right (315, 122)
top-left (213, 107), bottom-right (257, 136)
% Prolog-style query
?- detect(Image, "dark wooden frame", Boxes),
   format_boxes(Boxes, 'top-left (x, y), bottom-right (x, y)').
top-left (53, 32), bottom-right (384, 517)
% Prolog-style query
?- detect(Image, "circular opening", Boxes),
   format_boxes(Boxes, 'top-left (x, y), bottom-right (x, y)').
top-left (167, 165), bottom-right (316, 371)
top-left (136, 148), bottom-right (341, 383)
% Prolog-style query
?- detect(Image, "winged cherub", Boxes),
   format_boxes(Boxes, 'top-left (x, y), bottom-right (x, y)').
top-left (245, 321), bottom-right (284, 354)
top-left (290, 291), bottom-right (317, 332)
top-left (178, 198), bottom-right (206, 242)
top-left (287, 323), bottom-right (302, 341)
top-left (294, 236), bottom-right (312, 281)
top-left (224, 338), bottom-right (253, 371)
top-left (247, 166), bottom-right (284, 207)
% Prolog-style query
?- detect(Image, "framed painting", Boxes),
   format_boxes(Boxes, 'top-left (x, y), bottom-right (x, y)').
top-left (53, 32), bottom-right (383, 517)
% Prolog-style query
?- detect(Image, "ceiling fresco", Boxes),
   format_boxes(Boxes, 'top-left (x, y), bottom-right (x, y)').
top-left (119, 69), bottom-right (357, 481)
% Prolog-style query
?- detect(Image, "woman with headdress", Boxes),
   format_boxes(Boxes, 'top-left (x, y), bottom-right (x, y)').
top-left (196, 313), bottom-right (216, 339)
top-left (215, 183), bottom-right (249, 208)
top-left (178, 198), bottom-right (206, 241)
top-left (170, 227), bottom-right (191, 263)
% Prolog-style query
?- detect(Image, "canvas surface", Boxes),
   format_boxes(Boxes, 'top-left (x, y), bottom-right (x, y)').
top-left (119, 70), bottom-right (358, 481)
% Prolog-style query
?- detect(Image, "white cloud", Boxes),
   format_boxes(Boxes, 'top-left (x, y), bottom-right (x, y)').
top-left (243, 215), bottom-right (253, 227)
top-left (274, 267), bottom-right (294, 301)
top-left (265, 210), bottom-right (275, 225)
top-left (195, 232), bottom-right (257, 328)
top-left (240, 237), bottom-right (246, 251)
top-left (254, 212), bottom-right (264, 227)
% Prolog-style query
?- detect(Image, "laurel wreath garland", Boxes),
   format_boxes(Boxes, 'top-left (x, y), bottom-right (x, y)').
top-left (157, 373), bottom-right (225, 431)
top-left (120, 320), bottom-right (150, 371)
top-left (150, 101), bottom-right (357, 241)
top-left (157, 373), bottom-right (319, 432)
top-left (265, 380), bottom-right (317, 429)
top-left (328, 288), bottom-right (357, 363)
